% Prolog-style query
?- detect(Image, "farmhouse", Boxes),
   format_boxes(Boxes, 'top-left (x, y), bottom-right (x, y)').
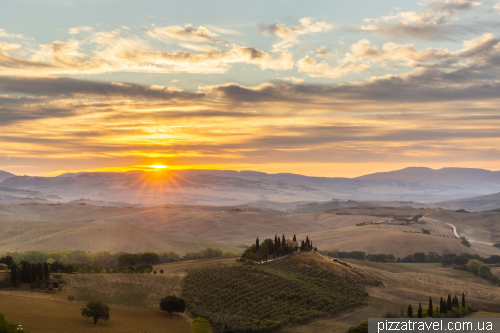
top-left (0, 269), bottom-right (10, 282)
top-left (284, 239), bottom-right (298, 248)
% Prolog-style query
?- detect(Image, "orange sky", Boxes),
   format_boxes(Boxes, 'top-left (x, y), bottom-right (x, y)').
top-left (1, 1), bottom-right (500, 178)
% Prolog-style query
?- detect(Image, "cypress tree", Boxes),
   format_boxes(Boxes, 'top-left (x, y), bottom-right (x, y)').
top-left (443, 301), bottom-right (447, 314)
top-left (407, 305), bottom-right (413, 318)
top-left (282, 234), bottom-right (285, 248)
top-left (306, 235), bottom-right (309, 248)
top-left (447, 294), bottom-right (452, 311)
top-left (256, 238), bottom-right (260, 252)
top-left (10, 264), bottom-right (17, 287)
top-left (418, 303), bottom-right (422, 318)
top-left (440, 297), bottom-right (444, 313)
top-left (36, 263), bottom-right (43, 280)
top-left (427, 297), bottom-right (433, 317)
top-left (293, 234), bottom-right (296, 242)
top-left (311, 240), bottom-right (313, 250)
top-left (44, 262), bottom-right (49, 279)
top-left (22, 262), bottom-right (30, 283)
top-left (301, 240), bottom-right (305, 251)
top-left (31, 263), bottom-right (37, 283)
top-left (455, 295), bottom-right (459, 308)
top-left (462, 293), bottom-right (465, 308)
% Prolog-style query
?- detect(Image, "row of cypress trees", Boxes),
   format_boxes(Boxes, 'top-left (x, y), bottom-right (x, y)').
top-left (9, 262), bottom-right (50, 287)
top-left (407, 293), bottom-right (467, 318)
top-left (254, 234), bottom-right (314, 259)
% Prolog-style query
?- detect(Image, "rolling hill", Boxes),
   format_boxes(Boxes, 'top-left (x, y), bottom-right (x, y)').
top-left (2, 167), bottom-right (500, 206)
top-left (1, 202), bottom-right (500, 257)
top-left (0, 170), bottom-right (15, 182)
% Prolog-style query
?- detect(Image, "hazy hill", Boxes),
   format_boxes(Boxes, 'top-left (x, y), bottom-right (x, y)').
top-left (3, 167), bottom-right (500, 205)
top-left (357, 167), bottom-right (500, 186)
top-left (433, 192), bottom-right (500, 212)
top-left (0, 170), bottom-right (15, 182)
top-left (1, 202), bottom-right (500, 257)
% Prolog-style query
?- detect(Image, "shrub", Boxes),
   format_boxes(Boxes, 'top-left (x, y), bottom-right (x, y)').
top-left (190, 317), bottom-right (211, 333)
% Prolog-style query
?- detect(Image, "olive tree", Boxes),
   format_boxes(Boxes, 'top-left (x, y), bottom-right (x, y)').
top-left (81, 301), bottom-right (110, 324)
top-left (160, 295), bottom-right (186, 316)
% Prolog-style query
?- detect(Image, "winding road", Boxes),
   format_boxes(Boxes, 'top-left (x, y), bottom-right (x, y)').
top-left (446, 222), bottom-right (460, 238)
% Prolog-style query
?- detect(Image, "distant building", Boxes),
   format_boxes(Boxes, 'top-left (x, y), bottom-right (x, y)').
top-left (284, 239), bottom-right (298, 248)
top-left (0, 270), bottom-right (10, 282)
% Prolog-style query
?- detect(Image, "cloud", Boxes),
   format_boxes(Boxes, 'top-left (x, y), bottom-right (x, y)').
top-left (296, 54), bottom-right (369, 78)
top-left (145, 24), bottom-right (222, 44)
top-left (281, 77), bottom-right (304, 84)
top-left (494, 2), bottom-right (500, 10)
top-left (258, 17), bottom-right (333, 51)
top-left (315, 46), bottom-right (329, 58)
top-left (68, 26), bottom-right (93, 35)
top-left (351, 39), bottom-right (452, 66)
top-left (0, 28), bottom-right (294, 75)
top-left (426, 0), bottom-right (482, 11)
top-left (361, 0), bottom-right (483, 40)
top-left (205, 25), bottom-right (242, 35)
top-left (0, 29), bottom-right (25, 39)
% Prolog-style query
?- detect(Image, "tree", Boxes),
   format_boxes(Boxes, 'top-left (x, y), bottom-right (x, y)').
top-left (10, 264), bottom-right (18, 287)
top-left (43, 262), bottom-right (49, 280)
top-left (160, 269), bottom-right (164, 274)
top-left (413, 252), bottom-right (426, 263)
top-left (417, 303), bottom-right (422, 318)
top-left (160, 295), bottom-right (186, 316)
top-left (255, 238), bottom-right (260, 252)
top-left (190, 317), bottom-right (211, 333)
top-left (443, 300), bottom-right (447, 314)
top-left (447, 294), bottom-right (452, 311)
top-left (462, 292), bottom-right (466, 308)
top-left (407, 305), bottom-right (413, 318)
top-left (293, 234), bottom-right (296, 242)
top-left (81, 301), bottom-right (110, 325)
top-left (213, 305), bottom-right (241, 333)
top-left (439, 297), bottom-right (444, 313)
top-left (427, 297), bottom-right (433, 317)
top-left (139, 252), bottom-right (160, 265)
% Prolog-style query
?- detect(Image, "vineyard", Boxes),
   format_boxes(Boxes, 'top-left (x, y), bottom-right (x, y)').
top-left (182, 253), bottom-right (379, 333)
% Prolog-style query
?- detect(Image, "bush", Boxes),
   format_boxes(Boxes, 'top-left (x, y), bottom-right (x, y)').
top-left (190, 317), bottom-right (211, 333)
top-left (348, 320), bottom-right (368, 333)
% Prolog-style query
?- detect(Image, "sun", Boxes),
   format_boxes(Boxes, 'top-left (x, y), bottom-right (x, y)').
top-left (149, 165), bottom-right (167, 169)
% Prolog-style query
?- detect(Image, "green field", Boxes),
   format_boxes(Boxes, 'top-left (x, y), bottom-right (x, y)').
top-left (152, 254), bottom-right (242, 274)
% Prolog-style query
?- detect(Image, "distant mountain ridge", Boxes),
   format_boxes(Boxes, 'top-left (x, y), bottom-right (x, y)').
top-left (1, 166), bottom-right (500, 206)
top-left (357, 167), bottom-right (500, 185)
top-left (0, 170), bottom-right (15, 182)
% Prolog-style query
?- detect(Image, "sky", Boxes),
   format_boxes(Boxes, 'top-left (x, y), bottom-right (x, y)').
top-left (1, 0), bottom-right (500, 177)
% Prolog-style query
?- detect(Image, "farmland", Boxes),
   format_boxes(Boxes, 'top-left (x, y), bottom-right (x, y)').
top-left (182, 252), bottom-right (380, 332)
top-left (0, 294), bottom-right (190, 333)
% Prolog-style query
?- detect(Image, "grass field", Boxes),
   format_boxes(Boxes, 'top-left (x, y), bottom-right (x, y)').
top-left (71, 274), bottom-right (183, 308)
top-left (394, 263), bottom-right (442, 268)
top-left (0, 294), bottom-right (190, 333)
top-left (152, 254), bottom-right (242, 274)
